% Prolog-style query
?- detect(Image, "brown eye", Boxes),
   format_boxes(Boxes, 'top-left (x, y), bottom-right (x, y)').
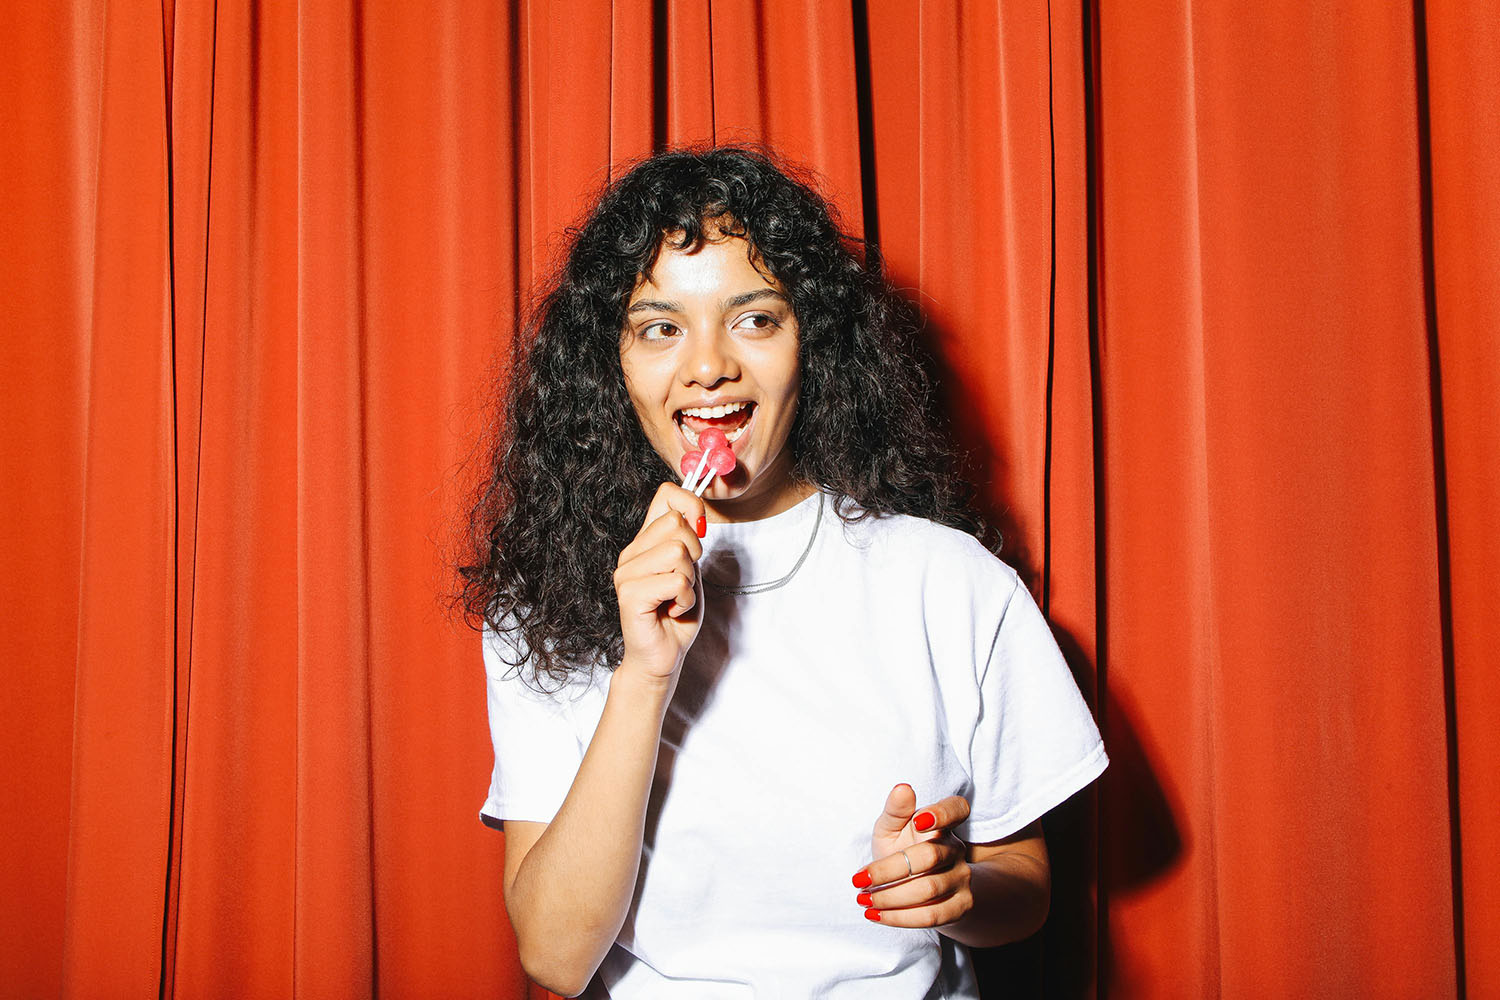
top-left (641, 322), bottom-right (680, 341)
top-left (734, 312), bottom-right (780, 332)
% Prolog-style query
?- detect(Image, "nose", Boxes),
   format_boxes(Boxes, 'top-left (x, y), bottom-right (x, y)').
top-left (680, 327), bottom-right (740, 389)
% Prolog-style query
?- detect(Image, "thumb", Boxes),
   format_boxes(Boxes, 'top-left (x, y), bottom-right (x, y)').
top-left (872, 783), bottom-right (917, 837)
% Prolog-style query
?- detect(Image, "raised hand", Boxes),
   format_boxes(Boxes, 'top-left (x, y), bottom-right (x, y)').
top-left (612, 482), bottom-right (707, 684)
top-left (851, 783), bottom-right (975, 928)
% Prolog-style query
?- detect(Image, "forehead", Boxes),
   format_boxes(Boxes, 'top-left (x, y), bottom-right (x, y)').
top-left (629, 234), bottom-right (781, 303)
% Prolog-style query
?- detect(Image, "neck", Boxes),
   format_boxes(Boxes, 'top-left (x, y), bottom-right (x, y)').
top-left (703, 456), bottom-right (817, 524)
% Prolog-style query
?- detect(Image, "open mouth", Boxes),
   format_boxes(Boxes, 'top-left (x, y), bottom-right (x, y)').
top-left (674, 401), bottom-right (756, 449)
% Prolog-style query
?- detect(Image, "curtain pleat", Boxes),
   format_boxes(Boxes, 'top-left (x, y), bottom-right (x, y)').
top-left (1425, 3), bottom-right (1500, 990)
top-left (55, 3), bottom-right (177, 997)
top-left (1094, 7), bottom-right (1223, 990)
top-left (0, 1), bottom-right (98, 995)
top-left (2, 1), bottom-right (1494, 997)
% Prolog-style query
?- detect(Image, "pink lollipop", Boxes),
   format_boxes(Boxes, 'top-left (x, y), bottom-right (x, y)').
top-left (690, 446), bottom-right (737, 497)
top-left (680, 448), bottom-right (712, 492)
top-left (698, 428), bottom-right (730, 453)
top-left (706, 447), bottom-right (737, 476)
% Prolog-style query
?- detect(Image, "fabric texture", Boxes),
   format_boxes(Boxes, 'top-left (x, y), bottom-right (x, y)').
top-left (7, 4), bottom-right (1496, 997)
top-left (483, 491), bottom-right (1107, 997)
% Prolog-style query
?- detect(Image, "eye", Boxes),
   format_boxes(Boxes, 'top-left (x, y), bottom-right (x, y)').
top-left (733, 311), bottom-right (781, 333)
top-left (639, 321), bottom-right (681, 342)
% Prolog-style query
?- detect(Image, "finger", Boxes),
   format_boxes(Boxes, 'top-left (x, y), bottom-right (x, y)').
top-left (619, 508), bottom-right (704, 567)
top-left (640, 482), bottom-right (707, 536)
top-left (863, 889), bottom-right (970, 929)
top-left (615, 536), bottom-right (700, 586)
top-left (684, 567), bottom-right (705, 621)
top-left (870, 783), bottom-right (917, 839)
top-left (617, 570), bottom-right (697, 619)
top-left (662, 568), bottom-right (699, 618)
top-left (854, 839), bottom-right (961, 890)
top-left (857, 867), bottom-right (966, 911)
top-left (909, 795), bottom-right (972, 837)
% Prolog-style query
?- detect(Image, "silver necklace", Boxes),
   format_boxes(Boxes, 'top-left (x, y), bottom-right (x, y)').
top-left (704, 491), bottom-right (824, 595)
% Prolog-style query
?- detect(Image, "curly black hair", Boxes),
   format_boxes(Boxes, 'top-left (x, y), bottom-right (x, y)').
top-left (458, 145), bottom-right (992, 684)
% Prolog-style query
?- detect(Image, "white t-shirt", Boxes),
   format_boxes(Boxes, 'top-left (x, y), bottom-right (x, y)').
top-left (482, 490), bottom-right (1107, 998)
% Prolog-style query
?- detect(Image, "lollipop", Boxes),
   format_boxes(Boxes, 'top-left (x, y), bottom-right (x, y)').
top-left (692, 446), bottom-right (737, 497)
top-left (679, 425), bottom-right (738, 495)
top-left (707, 447), bottom-right (736, 475)
top-left (697, 428), bottom-right (730, 454)
top-left (680, 449), bottom-right (710, 492)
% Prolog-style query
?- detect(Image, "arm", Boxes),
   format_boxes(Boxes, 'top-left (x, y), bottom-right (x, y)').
top-left (502, 668), bottom-right (676, 996)
top-left (500, 484), bottom-right (706, 997)
top-left (939, 822), bottom-right (1050, 948)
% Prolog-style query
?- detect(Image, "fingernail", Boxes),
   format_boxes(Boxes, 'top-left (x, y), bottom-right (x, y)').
top-left (914, 811), bottom-right (935, 832)
top-left (864, 908), bottom-right (882, 922)
top-left (695, 515), bottom-right (707, 538)
top-left (856, 892), bottom-right (872, 907)
top-left (852, 870), bottom-right (873, 889)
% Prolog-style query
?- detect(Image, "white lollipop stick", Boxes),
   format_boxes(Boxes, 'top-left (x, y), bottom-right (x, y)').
top-left (691, 446), bottom-right (736, 498)
top-left (682, 450), bottom-right (711, 492)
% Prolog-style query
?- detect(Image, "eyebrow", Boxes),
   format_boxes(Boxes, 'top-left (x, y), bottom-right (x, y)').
top-left (626, 288), bottom-right (790, 315)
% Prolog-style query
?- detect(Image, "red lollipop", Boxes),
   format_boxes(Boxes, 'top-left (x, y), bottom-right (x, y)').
top-left (679, 450), bottom-right (704, 479)
top-left (706, 447), bottom-right (737, 476)
top-left (698, 428), bottom-right (730, 454)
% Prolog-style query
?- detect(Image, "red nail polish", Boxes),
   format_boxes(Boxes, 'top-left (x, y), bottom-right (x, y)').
top-left (856, 892), bottom-right (872, 907)
top-left (864, 908), bottom-right (882, 922)
top-left (852, 870), bottom-right (872, 889)
top-left (914, 811), bottom-right (936, 832)
top-left (695, 515), bottom-right (707, 538)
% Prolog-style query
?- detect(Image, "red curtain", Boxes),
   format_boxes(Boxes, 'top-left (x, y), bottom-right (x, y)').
top-left (3, 2), bottom-right (1494, 996)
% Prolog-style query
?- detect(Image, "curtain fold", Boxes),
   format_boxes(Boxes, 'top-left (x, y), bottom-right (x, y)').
top-left (59, 5), bottom-right (177, 996)
top-left (1425, 3), bottom-right (1500, 989)
top-left (3, 1), bottom-right (1493, 996)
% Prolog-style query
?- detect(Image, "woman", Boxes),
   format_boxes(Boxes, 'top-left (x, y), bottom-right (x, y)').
top-left (460, 147), bottom-right (1106, 998)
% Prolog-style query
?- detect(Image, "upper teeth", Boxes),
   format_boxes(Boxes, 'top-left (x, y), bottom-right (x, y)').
top-left (680, 402), bottom-right (749, 419)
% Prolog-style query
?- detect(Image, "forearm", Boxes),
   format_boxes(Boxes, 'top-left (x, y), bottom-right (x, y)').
top-left (937, 851), bottom-right (1051, 949)
top-left (507, 666), bottom-right (672, 994)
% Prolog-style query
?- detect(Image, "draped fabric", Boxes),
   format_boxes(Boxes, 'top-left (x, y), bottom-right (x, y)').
top-left (2, 1), bottom-right (1494, 996)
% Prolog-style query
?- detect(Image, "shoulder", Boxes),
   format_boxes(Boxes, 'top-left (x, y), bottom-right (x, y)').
top-left (831, 503), bottom-right (1021, 603)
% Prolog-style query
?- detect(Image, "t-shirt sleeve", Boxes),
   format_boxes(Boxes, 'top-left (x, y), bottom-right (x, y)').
top-left (479, 626), bottom-right (589, 828)
top-left (959, 576), bottom-right (1108, 844)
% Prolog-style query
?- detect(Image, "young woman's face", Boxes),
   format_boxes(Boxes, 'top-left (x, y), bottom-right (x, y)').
top-left (620, 233), bottom-right (810, 522)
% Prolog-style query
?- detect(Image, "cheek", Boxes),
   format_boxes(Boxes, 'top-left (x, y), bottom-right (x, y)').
top-left (780, 366), bottom-right (802, 417)
top-left (619, 361), bottom-right (656, 416)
